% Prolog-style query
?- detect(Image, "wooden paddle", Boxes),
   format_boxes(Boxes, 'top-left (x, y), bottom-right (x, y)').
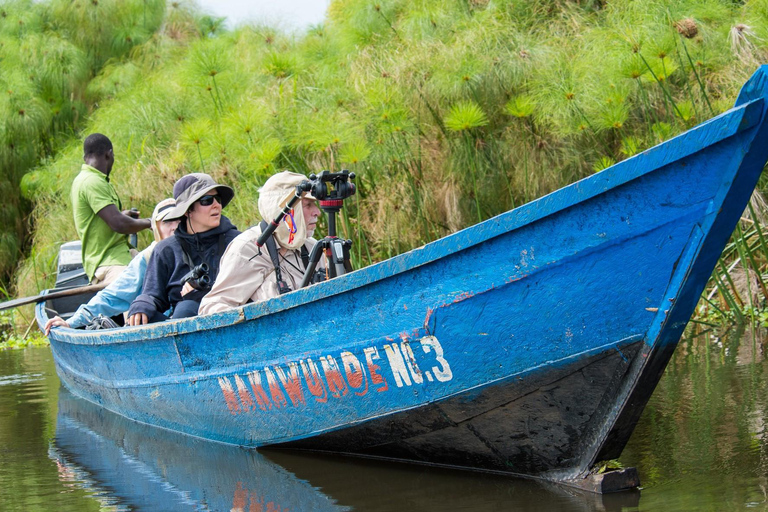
top-left (0, 283), bottom-right (107, 312)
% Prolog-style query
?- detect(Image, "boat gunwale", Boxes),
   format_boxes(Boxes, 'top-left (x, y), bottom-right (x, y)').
top-left (39, 97), bottom-right (765, 346)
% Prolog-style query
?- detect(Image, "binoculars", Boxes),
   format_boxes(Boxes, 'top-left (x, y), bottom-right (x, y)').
top-left (182, 263), bottom-right (211, 291)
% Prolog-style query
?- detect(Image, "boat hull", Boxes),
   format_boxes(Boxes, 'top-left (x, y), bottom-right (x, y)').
top-left (40, 66), bottom-right (768, 486)
top-left (279, 339), bottom-right (644, 475)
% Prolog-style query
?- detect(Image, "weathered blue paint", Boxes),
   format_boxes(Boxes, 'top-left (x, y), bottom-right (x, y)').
top-left (38, 66), bottom-right (768, 485)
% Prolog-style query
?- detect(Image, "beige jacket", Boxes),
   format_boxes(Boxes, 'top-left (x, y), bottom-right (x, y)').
top-left (199, 225), bottom-right (322, 315)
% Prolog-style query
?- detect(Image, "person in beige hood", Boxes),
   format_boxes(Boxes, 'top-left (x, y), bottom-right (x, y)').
top-left (199, 171), bottom-right (323, 315)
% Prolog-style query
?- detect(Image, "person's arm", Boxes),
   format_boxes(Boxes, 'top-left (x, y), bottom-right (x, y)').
top-left (97, 204), bottom-right (150, 235)
top-left (91, 252), bottom-right (149, 315)
top-left (199, 235), bottom-right (268, 315)
top-left (82, 177), bottom-right (150, 235)
top-left (127, 247), bottom-right (172, 325)
top-left (61, 307), bottom-right (91, 330)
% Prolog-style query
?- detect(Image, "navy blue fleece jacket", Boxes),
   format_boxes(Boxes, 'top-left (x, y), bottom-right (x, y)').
top-left (128, 216), bottom-right (240, 319)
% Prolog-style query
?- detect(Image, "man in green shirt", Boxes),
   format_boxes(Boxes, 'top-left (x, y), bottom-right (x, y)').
top-left (71, 134), bottom-right (151, 285)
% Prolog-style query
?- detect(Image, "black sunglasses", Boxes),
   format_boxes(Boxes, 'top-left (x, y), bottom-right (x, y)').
top-left (197, 194), bottom-right (222, 207)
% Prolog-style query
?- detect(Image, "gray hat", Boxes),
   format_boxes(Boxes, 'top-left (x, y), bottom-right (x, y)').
top-left (165, 173), bottom-right (234, 219)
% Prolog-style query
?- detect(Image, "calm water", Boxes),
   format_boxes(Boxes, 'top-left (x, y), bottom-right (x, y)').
top-left (1, 328), bottom-right (767, 511)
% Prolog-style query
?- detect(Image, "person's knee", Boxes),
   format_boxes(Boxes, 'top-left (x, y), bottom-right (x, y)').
top-left (92, 265), bottom-right (126, 286)
top-left (172, 300), bottom-right (200, 319)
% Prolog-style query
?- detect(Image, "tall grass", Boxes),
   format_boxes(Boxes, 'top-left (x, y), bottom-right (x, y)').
top-left (9, 0), bottom-right (768, 331)
top-left (0, 0), bottom-right (168, 293)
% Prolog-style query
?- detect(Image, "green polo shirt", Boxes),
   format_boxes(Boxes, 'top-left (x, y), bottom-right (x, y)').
top-left (71, 164), bottom-right (131, 279)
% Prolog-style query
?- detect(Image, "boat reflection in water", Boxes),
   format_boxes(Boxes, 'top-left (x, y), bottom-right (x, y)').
top-left (50, 389), bottom-right (348, 512)
top-left (50, 389), bottom-right (640, 511)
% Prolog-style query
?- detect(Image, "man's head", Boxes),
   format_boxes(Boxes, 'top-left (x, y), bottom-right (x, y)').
top-left (258, 171), bottom-right (318, 250)
top-left (302, 197), bottom-right (321, 238)
top-left (83, 133), bottom-right (114, 175)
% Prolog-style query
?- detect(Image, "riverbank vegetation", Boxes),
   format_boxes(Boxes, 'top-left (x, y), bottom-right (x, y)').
top-left (0, 0), bottom-right (168, 283)
top-left (2, 0), bottom-right (768, 345)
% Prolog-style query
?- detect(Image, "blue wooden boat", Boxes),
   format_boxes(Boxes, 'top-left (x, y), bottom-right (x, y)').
top-left (38, 66), bottom-right (768, 492)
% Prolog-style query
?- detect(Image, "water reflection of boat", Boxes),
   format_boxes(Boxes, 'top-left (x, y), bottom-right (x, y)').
top-left (51, 389), bottom-right (639, 512)
top-left (264, 450), bottom-right (641, 512)
top-left (50, 389), bottom-right (349, 512)
top-left (39, 67), bottom-right (768, 492)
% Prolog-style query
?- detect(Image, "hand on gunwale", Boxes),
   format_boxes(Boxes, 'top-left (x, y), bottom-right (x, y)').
top-left (44, 316), bottom-right (70, 335)
top-left (127, 313), bottom-right (148, 326)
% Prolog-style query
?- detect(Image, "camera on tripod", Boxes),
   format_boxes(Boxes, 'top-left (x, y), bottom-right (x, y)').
top-left (182, 263), bottom-right (211, 291)
top-left (254, 169), bottom-right (357, 292)
top-left (299, 170), bottom-right (356, 203)
top-left (297, 170), bottom-right (356, 288)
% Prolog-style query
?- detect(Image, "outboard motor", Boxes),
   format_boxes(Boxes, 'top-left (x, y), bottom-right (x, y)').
top-left (45, 241), bottom-right (97, 319)
top-left (55, 241), bottom-right (89, 288)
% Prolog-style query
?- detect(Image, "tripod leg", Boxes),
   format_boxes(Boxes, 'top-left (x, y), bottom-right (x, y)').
top-left (342, 241), bottom-right (353, 273)
top-left (299, 240), bottom-right (327, 289)
top-left (329, 239), bottom-right (348, 278)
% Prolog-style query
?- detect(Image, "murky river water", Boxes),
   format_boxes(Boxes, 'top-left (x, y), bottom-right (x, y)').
top-left (1, 328), bottom-right (767, 511)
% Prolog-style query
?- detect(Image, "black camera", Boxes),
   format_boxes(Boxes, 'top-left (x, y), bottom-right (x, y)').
top-left (309, 268), bottom-right (327, 284)
top-left (182, 263), bottom-right (211, 291)
top-left (300, 170), bottom-right (356, 203)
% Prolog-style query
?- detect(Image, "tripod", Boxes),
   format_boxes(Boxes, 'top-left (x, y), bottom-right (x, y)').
top-left (299, 198), bottom-right (353, 288)
top-left (255, 171), bottom-right (356, 291)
